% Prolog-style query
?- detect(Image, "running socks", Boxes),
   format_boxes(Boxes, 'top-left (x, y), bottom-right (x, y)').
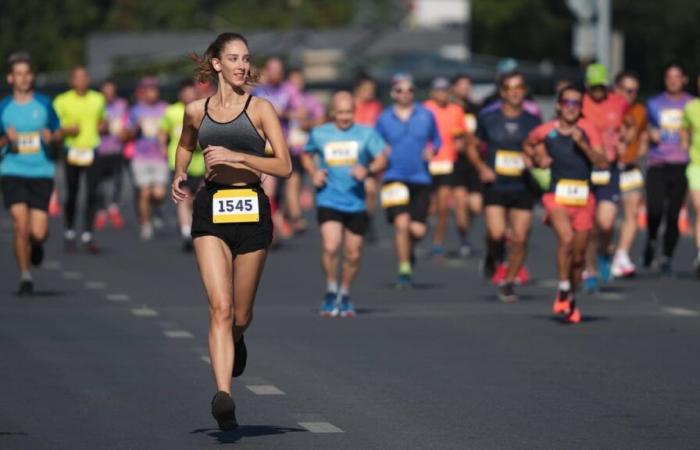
top-left (398, 261), bottom-right (412, 275)
top-left (20, 272), bottom-right (32, 282)
top-left (558, 280), bottom-right (571, 292)
top-left (327, 280), bottom-right (338, 293)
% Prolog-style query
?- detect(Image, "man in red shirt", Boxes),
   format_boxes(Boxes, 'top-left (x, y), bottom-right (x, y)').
top-left (423, 77), bottom-right (468, 256)
top-left (581, 63), bottom-right (629, 291)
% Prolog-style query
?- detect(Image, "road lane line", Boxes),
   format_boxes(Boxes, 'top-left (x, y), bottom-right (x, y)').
top-left (246, 385), bottom-right (285, 395)
top-left (131, 306), bottom-right (159, 317)
top-left (663, 307), bottom-right (699, 317)
top-left (164, 330), bottom-right (194, 339)
top-left (62, 271), bottom-right (83, 280)
top-left (43, 260), bottom-right (62, 270)
top-left (106, 293), bottom-right (130, 302)
top-left (298, 422), bottom-right (343, 433)
top-left (85, 281), bottom-right (106, 290)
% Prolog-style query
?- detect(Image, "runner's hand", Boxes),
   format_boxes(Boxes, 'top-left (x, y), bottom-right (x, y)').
top-left (203, 145), bottom-right (245, 166)
top-left (423, 147), bottom-right (434, 161)
top-left (312, 169), bottom-right (327, 187)
top-left (171, 173), bottom-right (188, 204)
top-left (64, 125), bottom-right (80, 136)
top-left (571, 127), bottom-right (585, 146)
top-left (649, 127), bottom-right (661, 144)
top-left (351, 165), bottom-right (368, 182)
top-left (537, 153), bottom-right (553, 169)
top-left (5, 127), bottom-right (18, 142)
top-left (40, 129), bottom-right (52, 144)
top-left (478, 165), bottom-right (496, 183)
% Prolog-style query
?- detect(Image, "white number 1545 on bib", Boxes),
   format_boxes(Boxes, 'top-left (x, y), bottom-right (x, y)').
top-left (212, 189), bottom-right (259, 223)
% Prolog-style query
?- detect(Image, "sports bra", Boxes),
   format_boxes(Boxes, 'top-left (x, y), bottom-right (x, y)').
top-left (198, 94), bottom-right (266, 156)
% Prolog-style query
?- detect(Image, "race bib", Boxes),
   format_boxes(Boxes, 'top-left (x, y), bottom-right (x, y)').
top-left (494, 150), bottom-right (525, 176)
top-left (289, 126), bottom-right (308, 148)
top-left (109, 117), bottom-right (124, 136)
top-left (324, 141), bottom-right (359, 166)
top-left (429, 160), bottom-right (454, 175)
top-left (555, 179), bottom-right (589, 206)
top-left (659, 109), bottom-right (683, 131)
top-left (140, 117), bottom-right (160, 138)
top-left (17, 132), bottom-right (41, 154)
top-left (590, 169), bottom-right (611, 186)
top-left (381, 182), bottom-right (410, 208)
top-left (67, 147), bottom-right (95, 167)
top-left (620, 168), bottom-right (644, 192)
top-left (212, 189), bottom-right (259, 223)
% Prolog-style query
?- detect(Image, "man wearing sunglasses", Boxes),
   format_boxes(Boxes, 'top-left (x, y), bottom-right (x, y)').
top-left (527, 85), bottom-right (607, 323)
top-left (611, 71), bottom-right (647, 278)
top-left (376, 74), bottom-right (441, 289)
top-left (581, 63), bottom-right (629, 291)
top-left (467, 71), bottom-right (541, 302)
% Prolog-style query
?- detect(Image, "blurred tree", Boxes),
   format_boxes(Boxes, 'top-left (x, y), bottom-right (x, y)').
top-left (471, 0), bottom-right (576, 65)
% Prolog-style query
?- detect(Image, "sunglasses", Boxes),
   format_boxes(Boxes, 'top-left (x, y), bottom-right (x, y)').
top-left (559, 99), bottom-right (582, 108)
top-left (393, 87), bottom-right (414, 94)
top-left (503, 84), bottom-right (525, 92)
top-left (622, 87), bottom-right (638, 95)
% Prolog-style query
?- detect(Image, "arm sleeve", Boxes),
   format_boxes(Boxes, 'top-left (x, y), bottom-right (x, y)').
top-left (303, 129), bottom-right (319, 154)
top-left (366, 129), bottom-right (387, 158)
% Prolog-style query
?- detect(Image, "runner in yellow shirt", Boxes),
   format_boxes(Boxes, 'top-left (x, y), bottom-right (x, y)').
top-left (53, 67), bottom-right (106, 253)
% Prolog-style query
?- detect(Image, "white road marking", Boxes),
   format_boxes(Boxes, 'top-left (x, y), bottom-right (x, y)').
top-left (596, 292), bottom-right (626, 301)
top-left (85, 281), bottom-right (106, 290)
top-left (163, 330), bottom-right (194, 339)
top-left (298, 422), bottom-right (343, 433)
top-left (200, 356), bottom-right (211, 364)
top-left (43, 260), bottom-right (62, 270)
top-left (538, 279), bottom-right (559, 288)
top-left (62, 271), bottom-right (83, 280)
top-left (106, 293), bottom-right (130, 302)
top-left (131, 306), bottom-right (159, 317)
top-left (246, 385), bottom-right (285, 395)
top-left (663, 307), bottom-right (700, 317)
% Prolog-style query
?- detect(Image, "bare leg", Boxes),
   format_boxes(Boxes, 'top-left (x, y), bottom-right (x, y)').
top-left (340, 228), bottom-right (364, 290)
top-left (10, 204), bottom-right (30, 274)
top-left (617, 191), bottom-right (642, 254)
top-left (432, 186), bottom-right (451, 247)
top-left (549, 208), bottom-right (574, 283)
top-left (194, 236), bottom-right (234, 394)
top-left (232, 249), bottom-right (267, 342)
top-left (394, 213), bottom-right (412, 266)
top-left (320, 221), bottom-right (343, 286)
top-left (504, 208), bottom-right (533, 283)
top-left (453, 187), bottom-right (470, 240)
top-left (138, 186), bottom-right (152, 226)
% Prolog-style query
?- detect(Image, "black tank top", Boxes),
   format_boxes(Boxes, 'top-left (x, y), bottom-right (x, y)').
top-left (198, 94), bottom-right (266, 156)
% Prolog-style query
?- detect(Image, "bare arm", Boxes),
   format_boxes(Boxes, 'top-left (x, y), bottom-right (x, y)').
top-left (171, 102), bottom-right (201, 203)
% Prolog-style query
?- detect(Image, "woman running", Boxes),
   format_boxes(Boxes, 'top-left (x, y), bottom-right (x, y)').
top-left (171, 32), bottom-right (291, 431)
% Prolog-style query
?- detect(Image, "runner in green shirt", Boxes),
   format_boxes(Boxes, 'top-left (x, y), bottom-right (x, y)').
top-left (683, 77), bottom-right (700, 275)
top-left (160, 79), bottom-right (204, 251)
top-left (53, 67), bottom-right (106, 253)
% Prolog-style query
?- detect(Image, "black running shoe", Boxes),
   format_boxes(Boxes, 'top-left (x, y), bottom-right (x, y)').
top-left (497, 282), bottom-right (517, 303)
top-left (182, 237), bottom-right (194, 253)
top-left (30, 240), bottom-right (44, 267)
top-left (643, 240), bottom-right (655, 269)
top-left (83, 239), bottom-right (99, 255)
top-left (18, 280), bottom-right (34, 296)
top-left (211, 391), bottom-right (238, 431)
top-left (232, 335), bottom-right (247, 378)
top-left (482, 255), bottom-right (496, 279)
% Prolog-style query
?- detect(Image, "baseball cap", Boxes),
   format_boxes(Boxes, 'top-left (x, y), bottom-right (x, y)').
top-left (391, 73), bottom-right (413, 88)
top-left (585, 63), bottom-right (608, 87)
top-left (431, 77), bottom-right (450, 90)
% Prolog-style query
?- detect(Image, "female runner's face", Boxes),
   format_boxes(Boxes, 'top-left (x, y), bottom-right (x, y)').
top-left (215, 39), bottom-right (251, 88)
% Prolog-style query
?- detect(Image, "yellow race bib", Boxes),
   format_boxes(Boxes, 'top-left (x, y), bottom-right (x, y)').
top-left (67, 147), bottom-right (95, 166)
top-left (660, 109), bottom-right (683, 131)
top-left (555, 179), bottom-right (589, 206)
top-left (494, 150), bottom-right (525, 176)
top-left (590, 169), bottom-right (611, 186)
top-left (324, 141), bottom-right (359, 166)
top-left (212, 189), bottom-right (260, 223)
top-left (140, 117), bottom-right (160, 138)
top-left (429, 160), bottom-right (454, 175)
top-left (381, 182), bottom-right (410, 208)
top-left (17, 132), bottom-right (41, 154)
top-left (620, 168), bottom-right (644, 192)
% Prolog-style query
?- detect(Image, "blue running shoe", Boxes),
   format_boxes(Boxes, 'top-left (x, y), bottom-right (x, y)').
top-left (319, 292), bottom-right (338, 317)
top-left (430, 245), bottom-right (445, 258)
top-left (396, 273), bottom-right (413, 290)
top-left (583, 275), bottom-right (598, 293)
top-left (597, 254), bottom-right (612, 283)
top-left (338, 295), bottom-right (356, 317)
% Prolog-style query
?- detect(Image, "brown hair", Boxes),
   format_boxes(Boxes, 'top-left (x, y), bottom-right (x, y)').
top-left (7, 52), bottom-right (33, 74)
top-left (191, 32), bottom-right (258, 84)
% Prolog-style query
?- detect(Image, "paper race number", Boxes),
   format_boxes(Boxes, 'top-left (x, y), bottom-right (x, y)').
top-left (494, 150), bottom-right (525, 176)
top-left (555, 179), bottom-right (589, 206)
top-left (212, 189), bottom-right (260, 223)
top-left (381, 182), bottom-right (410, 208)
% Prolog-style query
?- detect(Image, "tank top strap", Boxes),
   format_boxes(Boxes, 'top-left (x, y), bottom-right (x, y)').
top-left (244, 94), bottom-right (253, 111)
top-left (204, 96), bottom-right (211, 113)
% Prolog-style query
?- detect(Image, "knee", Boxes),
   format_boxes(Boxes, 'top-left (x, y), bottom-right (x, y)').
top-left (30, 229), bottom-right (48, 243)
top-left (234, 308), bottom-right (253, 329)
top-left (210, 302), bottom-right (233, 325)
top-left (510, 233), bottom-right (527, 248)
top-left (344, 247), bottom-right (362, 265)
top-left (410, 224), bottom-right (427, 240)
top-left (572, 250), bottom-right (585, 267)
top-left (322, 240), bottom-right (340, 256)
top-left (559, 233), bottom-right (574, 250)
top-left (487, 229), bottom-right (504, 242)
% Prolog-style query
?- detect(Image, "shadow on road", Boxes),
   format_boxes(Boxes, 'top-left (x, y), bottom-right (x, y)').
top-left (190, 425), bottom-right (305, 444)
top-left (533, 314), bottom-right (610, 325)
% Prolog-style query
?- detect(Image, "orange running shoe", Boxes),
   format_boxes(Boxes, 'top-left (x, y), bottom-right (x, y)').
top-left (552, 290), bottom-right (572, 315)
top-left (515, 265), bottom-right (530, 285)
top-left (48, 189), bottom-right (62, 217)
top-left (108, 206), bottom-right (125, 229)
top-left (678, 206), bottom-right (691, 236)
top-left (490, 263), bottom-right (507, 285)
top-left (565, 306), bottom-right (582, 324)
top-left (637, 206), bottom-right (647, 230)
top-left (94, 211), bottom-right (108, 231)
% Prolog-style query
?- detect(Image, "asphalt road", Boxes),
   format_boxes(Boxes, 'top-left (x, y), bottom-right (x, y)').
top-left (1, 196), bottom-right (700, 449)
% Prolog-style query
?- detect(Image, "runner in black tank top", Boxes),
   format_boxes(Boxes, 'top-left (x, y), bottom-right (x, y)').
top-left (171, 32), bottom-right (291, 431)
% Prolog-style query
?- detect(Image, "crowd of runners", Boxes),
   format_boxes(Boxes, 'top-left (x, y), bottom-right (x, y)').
top-left (3, 34), bottom-right (700, 429)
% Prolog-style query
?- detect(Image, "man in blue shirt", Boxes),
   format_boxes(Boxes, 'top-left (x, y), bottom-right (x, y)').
top-left (0, 53), bottom-right (61, 295)
top-left (376, 74), bottom-right (441, 289)
top-left (303, 91), bottom-right (387, 317)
